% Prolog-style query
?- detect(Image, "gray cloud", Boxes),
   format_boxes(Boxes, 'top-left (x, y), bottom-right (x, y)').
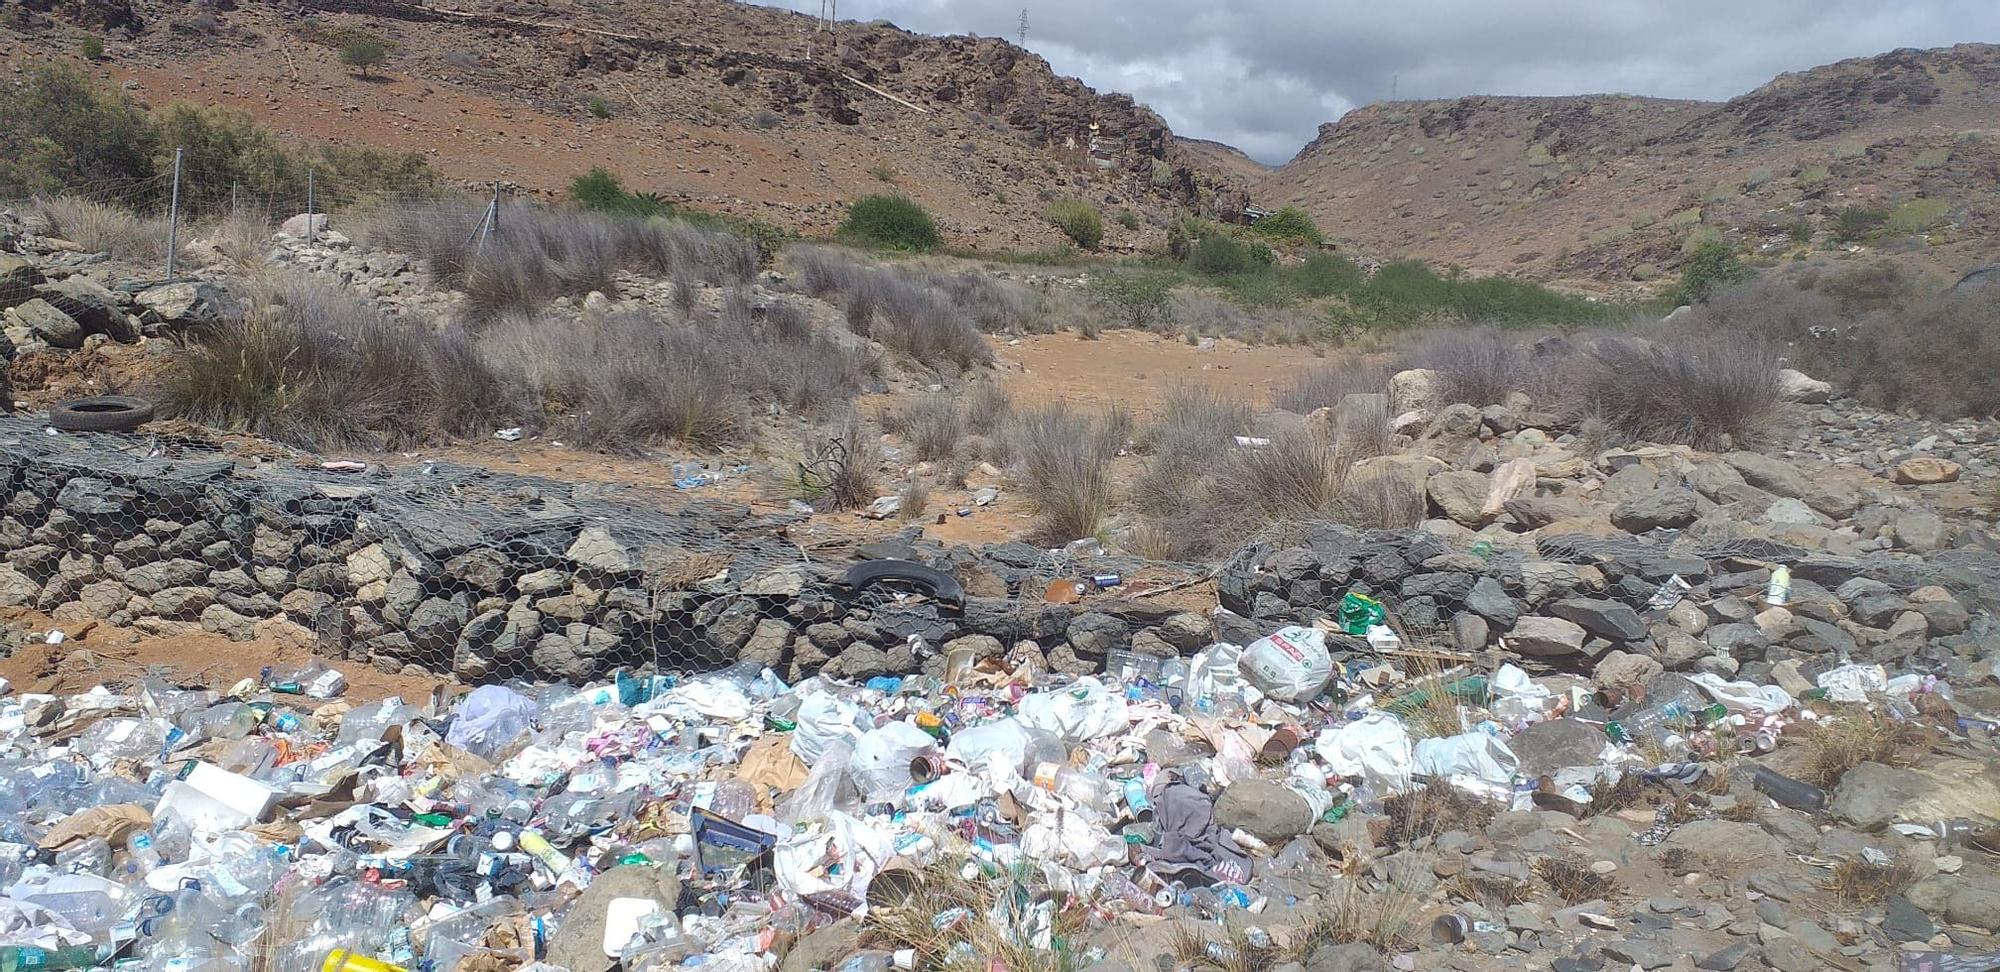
top-left (755, 1), bottom-right (2000, 164)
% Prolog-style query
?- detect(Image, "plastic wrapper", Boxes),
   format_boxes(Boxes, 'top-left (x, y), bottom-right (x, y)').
top-left (848, 722), bottom-right (938, 803)
top-left (1315, 713), bottom-right (1415, 794)
top-left (1240, 626), bottom-right (1334, 702)
top-left (778, 739), bottom-right (861, 826)
top-left (445, 686), bottom-right (540, 759)
top-left (1017, 678), bottom-right (1129, 741)
top-left (791, 691), bottom-right (871, 766)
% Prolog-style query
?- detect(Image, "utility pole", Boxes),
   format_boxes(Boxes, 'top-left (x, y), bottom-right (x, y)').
top-left (164, 148), bottom-right (183, 280)
top-left (1018, 8), bottom-right (1028, 47)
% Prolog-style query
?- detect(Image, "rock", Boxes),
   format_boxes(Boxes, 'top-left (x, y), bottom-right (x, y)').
top-left (124, 559), bottom-right (210, 595)
top-left (743, 565), bottom-right (807, 597)
top-left (1594, 650), bottom-right (1663, 696)
top-left (1830, 762), bottom-right (1924, 830)
top-left (0, 254), bottom-right (44, 309)
top-left (1387, 369), bottom-right (1438, 415)
top-left (280, 213), bottom-right (330, 237)
top-left (1157, 612), bottom-right (1212, 653)
top-left (1723, 452), bottom-right (1808, 498)
top-left (407, 596), bottom-right (472, 654)
top-left (1213, 779), bottom-right (1314, 844)
top-left (1776, 369), bottom-right (1831, 404)
top-left (1893, 456), bottom-right (1961, 485)
top-left (1507, 616), bottom-right (1587, 656)
top-left (567, 525), bottom-right (640, 573)
top-left (198, 603), bottom-right (258, 641)
top-left (1304, 941), bottom-right (1391, 972)
top-left (133, 280), bottom-right (240, 330)
top-left (1549, 598), bottom-right (1648, 641)
top-left (1761, 497), bottom-right (1821, 525)
top-left (1346, 453), bottom-right (1447, 499)
top-left (1882, 894), bottom-right (1935, 942)
top-left (740, 619), bottom-right (793, 667)
top-left (1427, 470), bottom-right (1492, 527)
top-left (1891, 510), bottom-right (1947, 552)
top-left (10, 298), bottom-right (82, 349)
top-left (1611, 488), bottom-right (1699, 532)
top-left (1694, 940), bottom-right (1756, 971)
top-left (444, 549), bottom-right (512, 592)
top-left (1662, 820), bottom-right (1782, 867)
top-left (1066, 612), bottom-right (1129, 655)
top-left (1510, 718), bottom-right (1609, 777)
top-left (780, 919), bottom-right (861, 972)
top-left (37, 277), bottom-right (136, 342)
top-left (1464, 576), bottom-right (1519, 625)
top-left (545, 865), bottom-right (680, 972)
top-left (147, 586), bottom-right (215, 618)
top-left (1431, 403), bottom-right (1483, 437)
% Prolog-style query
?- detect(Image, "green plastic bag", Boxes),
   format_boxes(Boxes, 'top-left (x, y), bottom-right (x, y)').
top-left (1338, 592), bottom-right (1386, 636)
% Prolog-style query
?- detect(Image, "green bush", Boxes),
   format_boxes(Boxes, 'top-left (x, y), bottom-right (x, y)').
top-left (1887, 197), bottom-right (1949, 236)
top-left (339, 38), bottom-right (388, 77)
top-left (79, 37), bottom-right (105, 60)
top-left (1090, 271), bottom-right (1177, 326)
top-left (1286, 253), bottom-right (1364, 297)
top-left (1674, 240), bottom-right (1749, 304)
top-left (838, 194), bottom-right (942, 252)
top-left (1832, 206), bottom-right (1888, 243)
top-left (1251, 206), bottom-right (1324, 246)
top-left (0, 66), bottom-right (157, 198)
top-left (1044, 199), bottom-right (1103, 250)
top-left (1914, 148), bottom-right (1951, 170)
top-left (1116, 208), bottom-right (1141, 231)
top-left (568, 167), bottom-right (793, 262)
top-left (1795, 166), bottom-right (1830, 187)
top-left (1187, 233), bottom-right (1272, 275)
top-left (586, 97), bottom-right (613, 119)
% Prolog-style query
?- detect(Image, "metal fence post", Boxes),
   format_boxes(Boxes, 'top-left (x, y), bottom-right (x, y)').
top-left (306, 168), bottom-right (316, 244)
top-left (165, 148), bottom-right (183, 280)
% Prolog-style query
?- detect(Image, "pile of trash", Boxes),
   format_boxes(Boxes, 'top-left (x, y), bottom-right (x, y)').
top-left (0, 612), bottom-right (1995, 972)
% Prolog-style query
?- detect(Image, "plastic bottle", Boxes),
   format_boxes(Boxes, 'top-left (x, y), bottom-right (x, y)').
top-left (125, 830), bottom-right (162, 879)
top-left (516, 831), bottom-right (577, 882)
top-left (1751, 767), bottom-right (1828, 812)
top-left (1605, 701), bottom-right (1694, 747)
top-left (1765, 566), bottom-right (1792, 607)
top-left (1160, 658), bottom-right (1189, 712)
top-left (52, 837), bottom-right (112, 876)
top-left (1031, 764), bottom-right (1113, 809)
top-left (182, 702), bottom-right (260, 743)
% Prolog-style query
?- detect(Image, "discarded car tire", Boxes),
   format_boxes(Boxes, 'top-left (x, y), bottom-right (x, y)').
top-left (48, 395), bottom-right (157, 433)
top-left (841, 558), bottom-right (966, 607)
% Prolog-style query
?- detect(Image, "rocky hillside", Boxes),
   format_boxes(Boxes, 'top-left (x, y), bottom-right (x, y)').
top-left (1258, 44), bottom-right (2000, 288)
top-left (0, 0), bottom-right (1246, 250)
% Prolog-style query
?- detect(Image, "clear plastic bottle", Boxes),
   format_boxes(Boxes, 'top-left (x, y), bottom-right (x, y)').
top-left (52, 837), bottom-right (112, 876)
top-left (125, 830), bottom-right (162, 880)
top-left (181, 702), bottom-right (260, 743)
top-left (1031, 764), bottom-right (1113, 809)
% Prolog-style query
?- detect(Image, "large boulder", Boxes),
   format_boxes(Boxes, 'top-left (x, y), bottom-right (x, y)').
top-left (37, 277), bottom-right (136, 342)
top-left (0, 254), bottom-right (45, 310)
top-left (545, 865), bottom-right (680, 972)
top-left (1892, 457), bottom-right (1961, 486)
top-left (134, 280), bottom-right (241, 330)
top-left (1610, 488), bottom-right (1699, 533)
top-left (1213, 779), bottom-right (1314, 844)
top-left (1776, 369), bottom-right (1832, 404)
top-left (10, 298), bottom-right (83, 349)
top-left (1549, 598), bottom-right (1649, 642)
top-left (1507, 616), bottom-right (1587, 656)
top-left (1387, 368), bottom-right (1438, 415)
top-left (1723, 452), bottom-right (1808, 499)
top-left (1427, 470), bottom-right (1492, 527)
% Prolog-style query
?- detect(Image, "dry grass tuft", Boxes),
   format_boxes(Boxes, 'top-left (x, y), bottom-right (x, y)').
top-left (32, 196), bottom-right (179, 263)
top-left (1825, 855), bottom-right (1917, 907)
top-left (1381, 780), bottom-right (1496, 850)
top-left (789, 414), bottom-right (880, 512)
top-left (1560, 333), bottom-right (1786, 450)
top-left (1006, 401), bottom-right (1125, 545)
top-left (1533, 856), bottom-right (1619, 905)
top-left (1792, 711), bottom-right (1936, 788)
top-left (897, 391), bottom-right (964, 461)
top-left (1273, 359), bottom-right (1390, 414)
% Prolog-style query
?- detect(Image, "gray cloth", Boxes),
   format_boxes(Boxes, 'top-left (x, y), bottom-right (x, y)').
top-left (1135, 781), bottom-right (1250, 885)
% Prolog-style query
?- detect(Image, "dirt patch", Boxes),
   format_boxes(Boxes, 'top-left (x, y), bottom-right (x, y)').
top-left (996, 330), bottom-right (1316, 414)
top-left (0, 608), bottom-right (452, 702)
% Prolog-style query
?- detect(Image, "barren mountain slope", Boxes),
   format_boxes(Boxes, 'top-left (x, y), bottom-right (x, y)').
top-left (1258, 44), bottom-right (2000, 287)
top-left (0, 0), bottom-right (1247, 249)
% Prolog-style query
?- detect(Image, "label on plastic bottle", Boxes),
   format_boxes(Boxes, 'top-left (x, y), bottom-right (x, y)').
top-left (1032, 763), bottom-right (1061, 792)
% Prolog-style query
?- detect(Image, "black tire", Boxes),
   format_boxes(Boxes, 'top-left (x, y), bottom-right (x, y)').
top-left (48, 395), bottom-right (156, 433)
top-left (840, 558), bottom-right (965, 607)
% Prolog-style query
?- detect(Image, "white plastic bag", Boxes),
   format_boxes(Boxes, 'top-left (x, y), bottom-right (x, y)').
top-left (1812, 664), bottom-right (1887, 705)
top-left (1413, 732), bottom-right (1520, 787)
top-left (1189, 643), bottom-right (1250, 706)
top-left (446, 685), bottom-right (541, 759)
top-left (1017, 678), bottom-right (1129, 741)
top-left (849, 721), bottom-right (938, 802)
top-left (791, 690), bottom-right (870, 766)
top-left (774, 810), bottom-right (894, 899)
top-left (1241, 626), bottom-right (1333, 702)
top-left (1315, 712), bottom-right (1414, 794)
top-left (945, 718), bottom-right (1033, 770)
top-left (1488, 663), bottom-right (1554, 724)
top-left (1688, 672), bottom-right (1798, 712)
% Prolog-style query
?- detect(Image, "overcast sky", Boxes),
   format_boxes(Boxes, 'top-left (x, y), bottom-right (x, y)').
top-left (757, 1), bottom-right (2000, 164)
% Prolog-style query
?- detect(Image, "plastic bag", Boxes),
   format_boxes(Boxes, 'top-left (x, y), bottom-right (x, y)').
top-left (1812, 664), bottom-right (1887, 705)
top-left (791, 691), bottom-right (870, 766)
top-left (1413, 732), bottom-right (1519, 787)
top-left (777, 739), bottom-right (860, 825)
top-left (945, 718), bottom-right (1033, 771)
top-left (1688, 672), bottom-right (1798, 713)
top-left (1017, 678), bottom-right (1129, 741)
top-left (1488, 663), bottom-right (1554, 724)
top-left (1315, 713), bottom-right (1414, 794)
top-left (773, 810), bottom-right (893, 898)
top-left (1188, 643), bottom-right (1249, 709)
top-left (446, 686), bottom-right (540, 759)
top-left (849, 722), bottom-right (938, 802)
top-left (1338, 592), bottom-right (1387, 636)
top-left (1240, 626), bottom-right (1333, 702)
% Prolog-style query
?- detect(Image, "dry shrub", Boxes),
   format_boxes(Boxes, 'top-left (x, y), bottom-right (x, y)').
top-left (1792, 712), bottom-right (1935, 788)
top-left (360, 198), bottom-right (754, 314)
top-left (866, 855), bottom-right (1090, 972)
top-left (1381, 780), bottom-right (1496, 850)
top-left (1294, 860), bottom-right (1428, 954)
top-left (477, 303), bottom-right (872, 449)
top-left (1006, 402), bottom-right (1123, 544)
top-left (789, 414), bottom-right (879, 511)
top-left (1826, 855), bottom-right (1917, 907)
top-left (1587, 773), bottom-right (1648, 814)
top-left (195, 207), bottom-right (273, 267)
top-left (1274, 359), bottom-right (1389, 413)
top-left (1559, 333), bottom-right (1784, 449)
top-left (1398, 327), bottom-right (1531, 407)
top-left (964, 381), bottom-right (1012, 436)
top-left (781, 245), bottom-right (997, 371)
top-left (32, 196), bottom-right (177, 263)
top-left (163, 274), bottom-right (515, 451)
top-left (898, 391), bottom-right (963, 460)
top-left (1533, 857), bottom-right (1618, 905)
top-left (896, 476), bottom-right (931, 521)
top-left (1329, 474), bottom-right (1425, 529)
